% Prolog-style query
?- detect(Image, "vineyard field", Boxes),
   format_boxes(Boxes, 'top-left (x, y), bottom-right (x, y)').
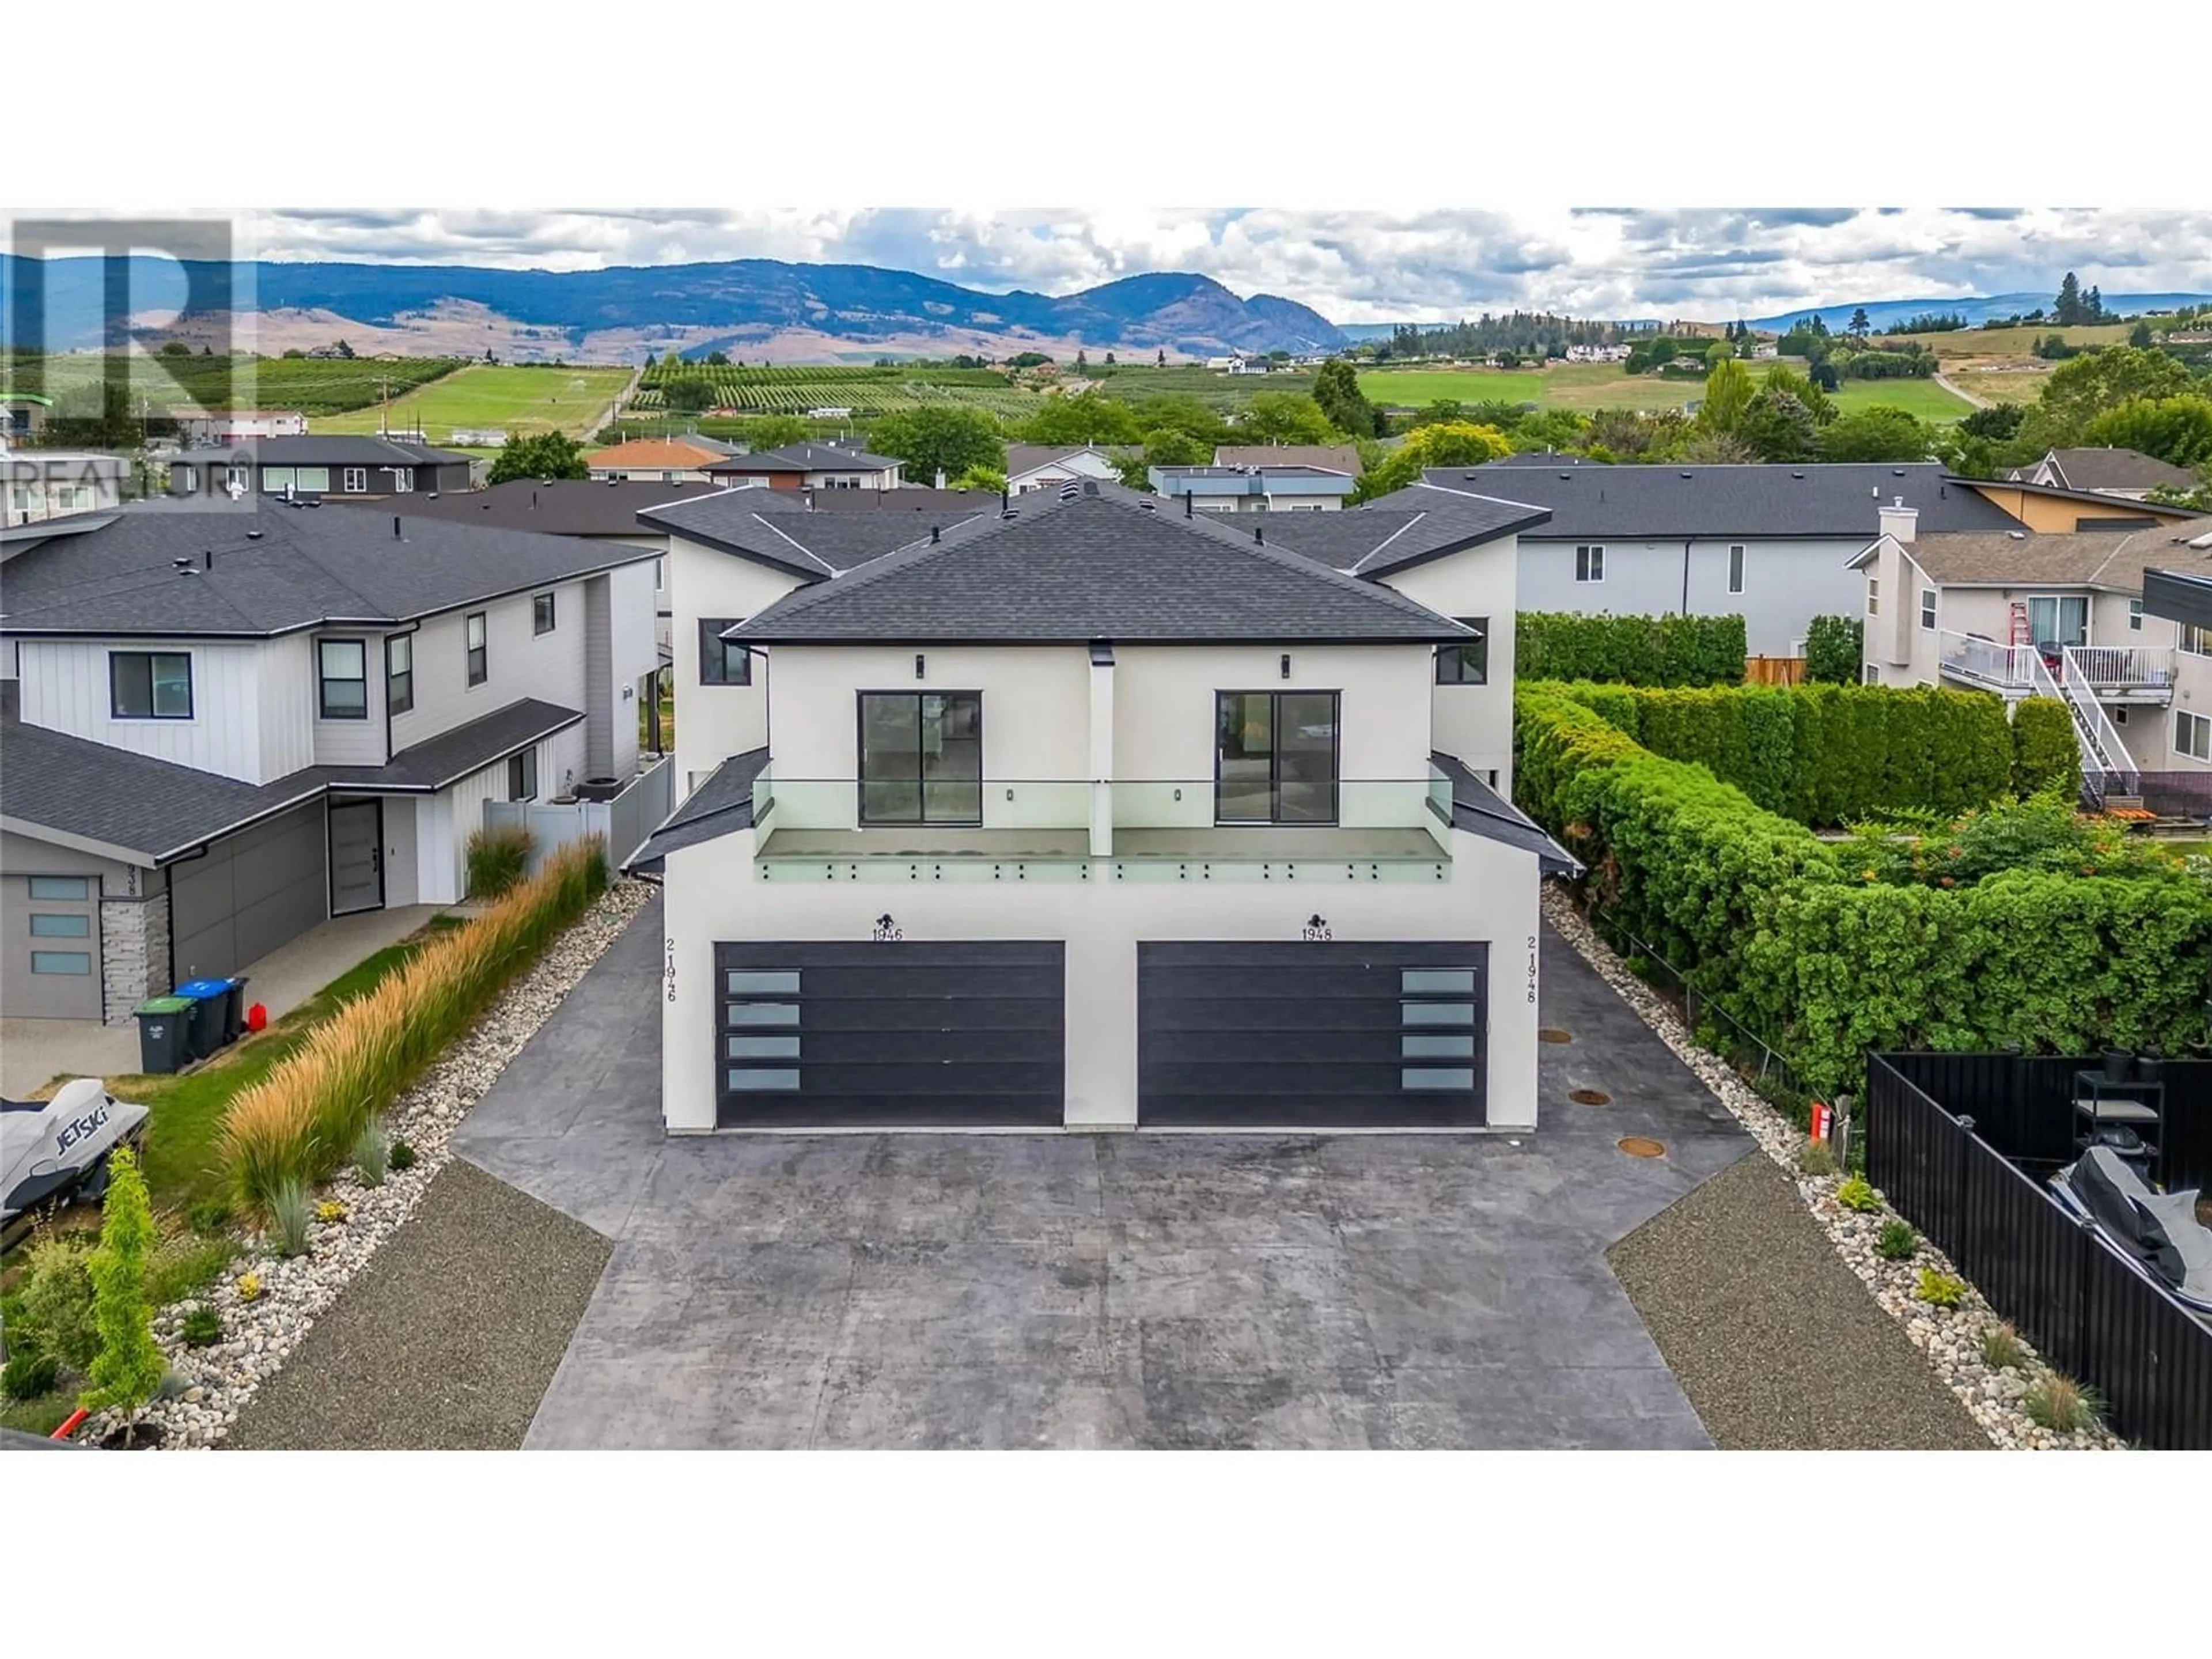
top-left (2, 352), bottom-right (463, 417)
top-left (634, 362), bottom-right (1041, 420)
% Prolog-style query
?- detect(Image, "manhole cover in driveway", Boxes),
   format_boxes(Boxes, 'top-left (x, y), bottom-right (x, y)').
top-left (1569, 1088), bottom-right (1611, 1106)
top-left (1617, 1136), bottom-right (1666, 1158)
top-left (1539, 1028), bottom-right (1573, 1044)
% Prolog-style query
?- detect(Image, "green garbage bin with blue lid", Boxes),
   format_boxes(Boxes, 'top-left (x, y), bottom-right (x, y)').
top-left (134, 995), bottom-right (194, 1074)
top-left (173, 978), bottom-right (236, 1060)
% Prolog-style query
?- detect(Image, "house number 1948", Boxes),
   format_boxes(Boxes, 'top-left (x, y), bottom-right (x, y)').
top-left (1527, 934), bottom-right (1539, 1004)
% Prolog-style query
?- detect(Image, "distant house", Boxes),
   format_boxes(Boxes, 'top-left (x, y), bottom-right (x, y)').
top-left (1005, 445), bottom-right (1123, 495)
top-left (168, 437), bottom-right (473, 500)
top-left (1149, 464), bottom-right (1357, 512)
top-left (1213, 444), bottom-right (1362, 478)
top-left (2009, 447), bottom-right (2199, 502)
top-left (449, 427), bottom-right (509, 448)
top-left (3, 449), bottom-right (130, 527)
top-left (702, 441), bottom-right (903, 493)
top-left (175, 410), bottom-right (309, 446)
top-left (585, 437), bottom-right (733, 483)
top-left (2, 391), bottom-right (54, 443)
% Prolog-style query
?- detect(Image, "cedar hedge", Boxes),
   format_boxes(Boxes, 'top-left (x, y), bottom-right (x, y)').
top-left (1515, 612), bottom-right (1746, 686)
top-left (1537, 680), bottom-right (2015, 823)
top-left (1515, 686), bottom-right (2212, 1093)
top-left (1802, 615), bottom-right (1864, 684)
top-left (2011, 696), bottom-right (2082, 798)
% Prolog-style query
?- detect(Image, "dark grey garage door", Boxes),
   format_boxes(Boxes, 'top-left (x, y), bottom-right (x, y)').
top-left (713, 941), bottom-right (1064, 1128)
top-left (171, 801), bottom-right (329, 982)
top-left (1139, 941), bottom-right (1489, 1128)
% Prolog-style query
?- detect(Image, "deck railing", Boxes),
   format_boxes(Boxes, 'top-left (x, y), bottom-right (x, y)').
top-left (2063, 644), bottom-right (2174, 694)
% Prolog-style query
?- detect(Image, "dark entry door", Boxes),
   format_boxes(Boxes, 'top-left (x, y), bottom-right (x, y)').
top-left (328, 800), bottom-right (384, 916)
top-left (1138, 941), bottom-right (1488, 1127)
top-left (713, 940), bottom-right (1064, 1127)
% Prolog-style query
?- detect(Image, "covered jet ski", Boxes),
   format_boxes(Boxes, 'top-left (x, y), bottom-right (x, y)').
top-left (2050, 1145), bottom-right (2212, 1316)
top-left (0, 1079), bottom-right (149, 1244)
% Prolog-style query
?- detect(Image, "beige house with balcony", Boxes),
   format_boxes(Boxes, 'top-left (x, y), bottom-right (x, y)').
top-left (1850, 502), bottom-right (2212, 782)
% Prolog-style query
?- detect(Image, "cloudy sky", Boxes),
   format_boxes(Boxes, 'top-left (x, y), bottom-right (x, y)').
top-left (240, 207), bottom-right (2212, 323)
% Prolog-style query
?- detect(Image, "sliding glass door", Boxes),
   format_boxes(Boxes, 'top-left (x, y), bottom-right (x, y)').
top-left (858, 692), bottom-right (982, 824)
top-left (1215, 691), bottom-right (1339, 824)
top-left (2027, 594), bottom-right (2089, 650)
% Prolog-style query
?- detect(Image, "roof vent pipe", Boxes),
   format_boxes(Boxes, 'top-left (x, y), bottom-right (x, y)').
top-left (930, 525), bottom-right (941, 544)
top-left (203, 549), bottom-right (213, 571)
top-left (393, 516), bottom-right (402, 539)
top-left (1253, 526), bottom-right (1264, 545)
top-left (1184, 491), bottom-right (1192, 518)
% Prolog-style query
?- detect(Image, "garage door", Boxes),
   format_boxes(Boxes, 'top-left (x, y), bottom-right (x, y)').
top-left (1139, 941), bottom-right (1489, 1128)
top-left (171, 801), bottom-right (329, 981)
top-left (1, 874), bottom-right (104, 1020)
top-left (713, 941), bottom-right (1065, 1128)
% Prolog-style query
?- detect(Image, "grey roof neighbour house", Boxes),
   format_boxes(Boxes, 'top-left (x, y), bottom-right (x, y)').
top-left (1005, 444), bottom-right (1128, 480)
top-left (641, 491), bottom-right (995, 579)
top-left (1419, 461), bottom-right (2024, 539)
top-left (2022, 447), bottom-right (2200, 496)
top-left (622, 748), bottom-right (770, 875)
top-left (0, 680), bottom-right (579, 865)
top-left (165, 435), bottom-right (474, 468)
top-left (721, 482), bottom-right (1480, 645)
top-left (1212, 444), bottom-right (1362, 476)
top-left (1853, 516), bottom-right (2212, 592)
top-left (0, 499), bottom-right (662, 637)
top-left (339, 476), bottom-right (723, 536)
top-left (704, 442), bottom-right (903, 475)
top-left (1428, 751), bottom-right (1582, 876)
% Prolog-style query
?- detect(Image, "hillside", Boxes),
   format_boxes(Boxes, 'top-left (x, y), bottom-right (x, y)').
top-left (0, 254), bottom-right (1344, 365)
top-left (1747, 291), bottom-right (2212, 332)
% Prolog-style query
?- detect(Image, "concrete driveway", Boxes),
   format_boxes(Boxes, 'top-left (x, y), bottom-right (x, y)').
top-left (457, 897), bottom-right (1753, 1449)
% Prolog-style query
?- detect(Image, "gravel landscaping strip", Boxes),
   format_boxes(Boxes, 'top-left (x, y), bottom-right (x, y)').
top-left (1546, 886), bottom-right (2123, 1452)
top-left (1609, 1154), bottom-right (1988, 1449)
top-left (84, 877), bottom-right (653, 1451)
top-left (224, 1161), bottom-right (609, 1450)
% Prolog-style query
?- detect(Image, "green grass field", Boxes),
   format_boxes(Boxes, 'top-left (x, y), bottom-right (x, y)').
top-left (315, 363), bottom-right (632, 443)
top-left (1825, 378), bottom-right (1975, 420)
top-left (1358, 362), bottom-right (1700, 415)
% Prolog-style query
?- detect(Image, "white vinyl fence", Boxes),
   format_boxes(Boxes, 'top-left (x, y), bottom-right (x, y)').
top-left (483, 755), bottom-right (672, 877)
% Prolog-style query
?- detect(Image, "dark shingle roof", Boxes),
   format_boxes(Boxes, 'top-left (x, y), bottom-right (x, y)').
top-left (725, 483), bottom-right (1474, 644)
top-left (1429, 752), bottom-right (1581, 876)
top-left (1420, 461), bottom-right (2021, 539)
top-left (0, 683), bottom-right (579, 862)
top-left (0, 502), bottom-right (660, 637)
top-left (168, 436), bottom-right (470, 467)
top-left (706, 442), bottom-right (900, 474)
top-left (623, 749), bottom-right (768, 873)
top-left (340, 477), bottom-right (715, 536)
top-left (2041, 447), bottom-right (2199, 494)
top-left (639, 492), bottom-right (990, 578)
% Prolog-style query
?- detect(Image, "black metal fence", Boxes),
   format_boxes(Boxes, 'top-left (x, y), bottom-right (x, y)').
top-left (2088, 769), bottom-right (2212, 821)
top-left (1865, 1055), bottom-right (2212, 1450)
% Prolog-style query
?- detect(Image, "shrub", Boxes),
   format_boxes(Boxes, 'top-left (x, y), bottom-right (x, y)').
top-left (221, 839), bottom-right (606, 1211)
top-left (1835, 1175), bottom-right (1882, 1213)
top-left (389, 1139), bottom-right (418, 1173)
top-left (1980, 1322), bottom-right (2028, 1370)
top-left (185, 1196), bottom-right (233, 1237)
top-left (465, 823), bottom-right (535, 900)
top-left (2023, 1374), bottom-right (2102, 1434)
top-left (1876, 1221), bottom-right (1919, 1260)
top-left (353, 1117), bottom-right (390, 1187)
top-left (1915, 1269), bottom-right (1967, 1308)
top-left (180, 1305), bottom-right (223, 1349)
top-left (2011, 698), bottom-right (2081, 798)
top-left (1516, 612), bottom-right (1746, 686)
top-left (79, 1147), bottom-right (166, 1435)
top-left (145, 1235), bottom-right (234, 1308)
top-left (16, 1235), bottom-right (100, 1373)
top-left (2, 1351), bottom-right (60, 1400)
top-left (236, 1271), bottom-right (264, 1304)
top-left (1794, 1138), bottom-right (1837, 1176)
top-left (1802, 615), bottom-right (1863, 683)
top-left (268, 1177), bottom-right (313, 1257)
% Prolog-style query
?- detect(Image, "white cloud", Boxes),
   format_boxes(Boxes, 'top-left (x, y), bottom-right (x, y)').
top-left (232, 207), bottom-right (2212, 321)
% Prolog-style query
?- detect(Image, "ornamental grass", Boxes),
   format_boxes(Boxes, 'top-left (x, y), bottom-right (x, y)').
top-left (221, 837), bottom-right (606, 1212)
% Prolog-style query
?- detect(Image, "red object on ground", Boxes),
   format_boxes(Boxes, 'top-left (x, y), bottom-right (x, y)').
top-left (1810, 1101), bottom-right (1833, 1143)
top-left (51, 1408), bottom-right (88, 1441)
top-left (246, 1002), bottom-right (268, 1033)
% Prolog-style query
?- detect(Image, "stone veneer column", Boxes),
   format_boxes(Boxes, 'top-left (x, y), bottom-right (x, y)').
top-left (99, 891), bottom-right (171, 1025)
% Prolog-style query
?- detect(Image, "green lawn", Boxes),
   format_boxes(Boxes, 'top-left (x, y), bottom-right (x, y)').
top-left (1358, 362), bottom-right (1699, 415)
top-left (313, 363), bottom-right (632, 444)
top-left (1826, 378), bottom-right (1975, 421)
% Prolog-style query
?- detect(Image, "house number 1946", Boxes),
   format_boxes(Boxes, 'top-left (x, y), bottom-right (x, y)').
top-left (664, 936), bottom-right (677, 1003)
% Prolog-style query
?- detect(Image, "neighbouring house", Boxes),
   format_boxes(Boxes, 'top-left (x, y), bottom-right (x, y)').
top-left (174, 410), bottom-right (309, 446)
top-left (167, 436), bottom-right (473, 500)
top-left (1214, 444), bottom-right (1363, 478)
top-left (625, 477), bottom-right (1569, 1134)
top-left (1850, 503), bottom-right (2212, 785)
top-left (3, 448), bottom-right (130, 527)
top-left (1419, 460), bottom-right (2025, 658)
top-left (1005, 445), bottom-right (1123, 495)
top-left (2142, 565), bottom-right (2212, 785)
top-left (2009, 447), bottom-right (2201, 502)
top-left (2, 391), bottom-right (54, 443)
top-left (584, 436), bottom-right (734, 483)
top-left (702, 442), bottom-right (904, 493)
top-left (0, 504), bottom-right (660, 1023)
top-left (1149, 464), bottom-right (1358, 513)
top-left (1953, 475), bottom-right (2206, 536)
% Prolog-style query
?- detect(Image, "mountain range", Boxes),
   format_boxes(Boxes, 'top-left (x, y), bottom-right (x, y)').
top-left (1744, 293), bottom-right (2212, 332)
top-left (0, 255), bottom-right (1346, 363)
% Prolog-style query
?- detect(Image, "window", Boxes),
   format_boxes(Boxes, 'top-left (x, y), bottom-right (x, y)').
top-left (1399, 967), bottom-right (1479, 1094)
top-left (29, 913), bottom-right (90, 937)
top-left (698, 619), bottom-right (752, 685)
top-left (1863, 664), bottom-right (1881, 685)
top-left (224, 464), bottom-right (250, 494)
top-left (392, 467), bottom-right (414, 493)
top-left (262, 467), bottom-right (294, 494)
top-left (858, 691), bottom-right (983, 824)
top-left (2181, 623), bottom-right (2212, 658)
top-left (2129, 599), bottom-right (2143, 633)
top-left (343, 467), bottom-right (367, 493)
top-left (533, 592), bottom-right (556, 635)
top-left (722, 967), bottom-right (802, 1097)
top-left (1728, 544), bottom-right (1745, 594)
top-left (294, 467), bottom-right (329, 493)
top-left (1867, 577), bottom-right (1880, 616)
top-left (1920, 588), bottom-right (1938, 632)
top-left (465, 611), bottom-right (487, 687)
top-left (2178, 710), bottom-right (2212, 763)
top-left (386, 633), bottom-right (414, 715)
top-left (110, 651), bottom-right (192, 719)
top-left (1435, 618), bottom-right (1489, 685)
top-left (30, 952), bottom-right (91, 975)
top-left (26, 876), bottom-right (90, 900)
top-left (508, 746), bottom-right (538, 801)
top-left (1574, 544), bottom-right (1605, 583)
top-left (317, 638), bottom-right (368, 719)
top-left (1215, 690), bottom-right (1339, 824)
top-left (2027, 594), bottom-right (2089, 650)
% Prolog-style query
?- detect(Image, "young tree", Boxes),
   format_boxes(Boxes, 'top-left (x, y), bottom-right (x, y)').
top-left (704, 350), bottom-right (730, 366)
top-left (1103, 352), bottom-right (1116, 369)
top-left (950, 463), bottom-right (1009, 493)
top-left (1020, 392), bottom-right (1141, 447)
top-left (1140, 426), bottom-right (1210, 468)
top-left (664, 378), bottom-right (716, 414)
top-left (2025, 345), bottom-right (2196, 447)
top-left (1736, 387), bottom-right (1820, 463)
top-left (1237, 392), bottom-right (1338, 445)
top-left (79, 1147), bottom-right (165, 1444)
top-left (2129, 321), bottom-right (2154, 348)
top-left (1074, 349), bottom-right (1089, 375)
top-left (1697, 357), bottom-right (1757, 432)
top-left (2082, 395), bottom-right (2212, 468)
top-left (1311, 358), bottom-right (1380, 438)
top-left (1817, 405), bottom-right (1938, 463)
top-left (1849, 308), bottom-right (1872, 336)
top-left (868, 405), bottom-right (1006, 482)
top-left (487, 431), bottom-right (589, 484)
top-left (1156, 348), bottom-right (1166, 368)
top-left (1349, 421), bottom-right (1513, 501)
